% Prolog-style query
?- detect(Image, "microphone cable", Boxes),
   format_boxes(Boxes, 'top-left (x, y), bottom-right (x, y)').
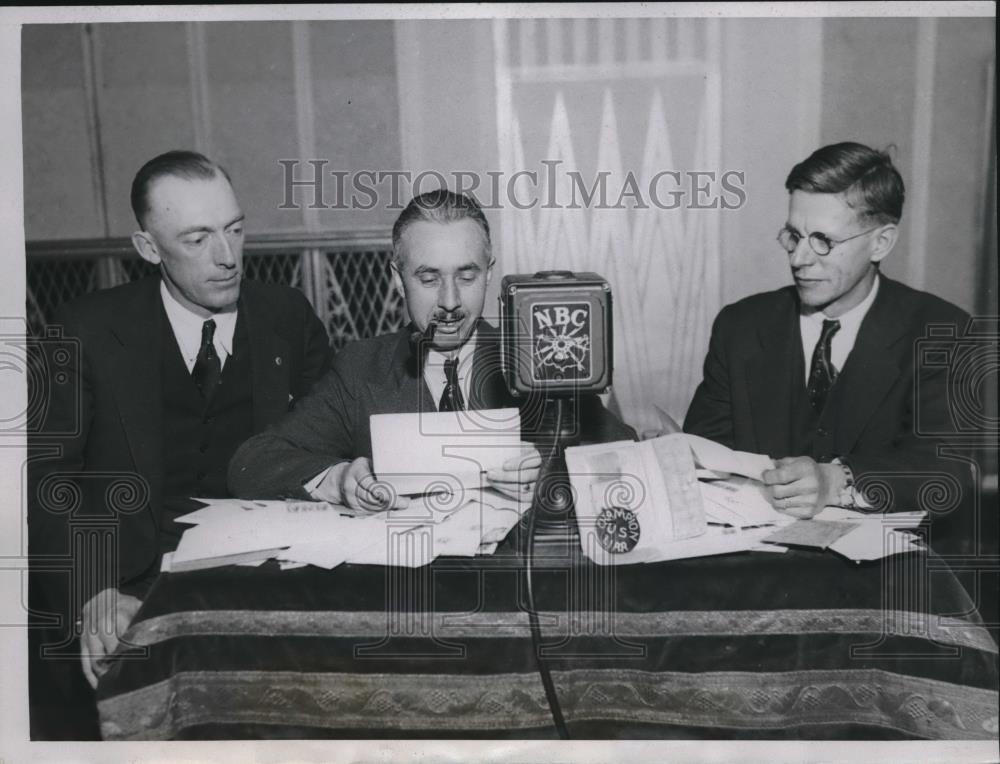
top-left (524, 396), bottom-right (570, 739)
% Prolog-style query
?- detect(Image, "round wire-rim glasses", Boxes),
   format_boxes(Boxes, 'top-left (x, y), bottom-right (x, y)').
top-left (777, 225), bottom-right (881, 256)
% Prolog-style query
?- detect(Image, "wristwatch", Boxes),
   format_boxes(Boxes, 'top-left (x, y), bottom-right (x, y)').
top-left (831, 457), bottom-right (856, 508)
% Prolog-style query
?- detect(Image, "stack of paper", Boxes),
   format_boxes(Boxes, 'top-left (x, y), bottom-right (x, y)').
top-left (698, 477), bottom-right (790, 528)
top-left (164, 489), bottom-right (527, 573)
top-left (565, 434), bottom-right (927, 565)
top-left (567, 434), bottom-right (759, 566)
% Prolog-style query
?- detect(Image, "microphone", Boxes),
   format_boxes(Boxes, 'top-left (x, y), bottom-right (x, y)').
top-left (499, 270), bottom-right (612, 399)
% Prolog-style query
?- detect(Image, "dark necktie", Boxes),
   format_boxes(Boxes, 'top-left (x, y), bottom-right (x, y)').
top-left (807, 318), bottom-right (841, 412)
top-left (438, 358), bottom-right (465, 411)
top-left (191, 319), bottom-right (222, 399)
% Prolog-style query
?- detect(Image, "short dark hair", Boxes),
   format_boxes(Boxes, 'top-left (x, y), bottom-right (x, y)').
top-left (391, 189), bottom-right (492, 266)
top-left (785, 142), bottom-right (905, 224)
top-left (130, 150), bottom-right (232, 228)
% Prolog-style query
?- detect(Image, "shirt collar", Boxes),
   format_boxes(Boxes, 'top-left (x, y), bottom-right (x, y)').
top-left (426, 326), bottom-right (478, 373)
top-left (159, 279), bottom-right (238, 357)
top-left (802, 273), bottom-right (880, 331)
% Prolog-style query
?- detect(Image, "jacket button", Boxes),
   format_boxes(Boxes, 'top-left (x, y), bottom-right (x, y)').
top-left (196, 471), bottom-right (206, 481)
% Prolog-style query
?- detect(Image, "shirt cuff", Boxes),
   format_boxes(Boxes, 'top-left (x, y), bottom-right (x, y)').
top-left (832, 457), bottom-right (872, 510)
top-left (304, 466), bottom-right (334, 499)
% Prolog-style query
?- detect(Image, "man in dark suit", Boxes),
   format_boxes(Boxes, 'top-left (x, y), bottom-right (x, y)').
top-left (28, 151), bottom-right (330, 737)
top-left (229, 189), bottom-right (635, 510)
top-left (684, 142), bottom-right (971, 532)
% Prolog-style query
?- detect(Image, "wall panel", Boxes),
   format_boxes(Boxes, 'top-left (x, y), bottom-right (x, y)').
top-left (309, 20), bottom-right (400, 231)
top-left (203, 22), bottom-right (300, 233)
top-left (98, 22), bottom-right (197, 235)
top-left (21, 25), bottom-right (103, 240)
top-left (926, 18), bottom-right (994, 313)
top-left (820, 18), bottom-right (920, 290)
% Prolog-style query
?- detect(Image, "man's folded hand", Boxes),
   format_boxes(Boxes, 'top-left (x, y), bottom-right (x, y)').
top-left (317, 456), bottom-right (409, 512)
top-left (79, 587), bottom-right (143, 689)
top-left (762, 456), bottom-right (844, 518)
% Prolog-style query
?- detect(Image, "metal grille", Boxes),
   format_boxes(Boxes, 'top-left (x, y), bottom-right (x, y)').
top-left (25, 257), bottom-right (102, 338)
top-left (243, 252), bottom-right (303, 289)
top-left (24, 234), bottom-right (402, 351)
top-left (116, 257), bottom-right (159, 284)
top-left (320, 248), bottom-right (405, 351)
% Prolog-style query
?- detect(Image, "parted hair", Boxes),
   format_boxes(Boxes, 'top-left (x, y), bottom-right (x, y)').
top-left (131, 150), bottom-right (232, 228)
top-left (785, 142), bottom-right (905, 225)
top-left (391, 189), bottom-right (492, 266)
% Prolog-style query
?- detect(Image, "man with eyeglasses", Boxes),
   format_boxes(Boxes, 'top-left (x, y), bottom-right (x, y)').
top-left (684, 142), bottom-right (971, 535)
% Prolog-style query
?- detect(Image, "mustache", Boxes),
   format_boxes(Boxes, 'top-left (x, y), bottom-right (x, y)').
top-left (432, 310), bottom-right (467, 322)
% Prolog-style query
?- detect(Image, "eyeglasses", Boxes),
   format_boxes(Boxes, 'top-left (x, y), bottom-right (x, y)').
top-left (777, 225), bottom-right (880, 256)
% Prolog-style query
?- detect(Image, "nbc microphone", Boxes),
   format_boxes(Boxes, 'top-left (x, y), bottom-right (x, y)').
top-left (498, 270), bottom-right (613, 399)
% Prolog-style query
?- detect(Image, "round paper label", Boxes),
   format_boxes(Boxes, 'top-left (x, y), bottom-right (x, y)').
top-left (595, 506), bottom-right (640, 554)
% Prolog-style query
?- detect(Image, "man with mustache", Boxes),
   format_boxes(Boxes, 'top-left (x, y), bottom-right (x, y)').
top-left (28, 151), bottom-right (331, 736)
top-left (684, 142), bottom-right (972, 539)
top-left (229, 188), bottom-right (635, 510)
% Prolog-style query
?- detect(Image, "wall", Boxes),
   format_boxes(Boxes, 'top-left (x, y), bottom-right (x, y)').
top-left (821, 17), bottom-right (995, 314)
top-left (22, 21), bottom-right (401, 240)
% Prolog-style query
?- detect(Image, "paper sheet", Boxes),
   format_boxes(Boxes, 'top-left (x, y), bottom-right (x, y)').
top-left (762, 519), bottom-right (860, 549)
top-left (683, 433), bottom-right (775, 481)
top-left (699, 477), bottom-right (790, 528)
top-left (828, 525), bottom-right (926, 561)
top-left (370, 409), bottom-right (527, 495)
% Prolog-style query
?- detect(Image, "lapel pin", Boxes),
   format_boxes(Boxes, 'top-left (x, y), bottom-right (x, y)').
top-left (275, 356), bottom-right (283, 366)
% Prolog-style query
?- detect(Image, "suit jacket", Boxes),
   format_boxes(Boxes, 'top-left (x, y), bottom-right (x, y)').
top-left (683, 275), bottom-right (974, 523)
top-left (229, 320), bottom-right (637, 499)
top-left (28, 276), bottom-right (330, 607)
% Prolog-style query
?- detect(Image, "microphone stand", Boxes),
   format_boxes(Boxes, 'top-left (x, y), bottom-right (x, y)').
top-left (523, 395), bottom-right (570, 739)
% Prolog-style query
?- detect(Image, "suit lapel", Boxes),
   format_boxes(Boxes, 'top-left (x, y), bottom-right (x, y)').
top-left (745, 291), bottom-right (801, 456)
top-left (241, 285), bottom-right (292, 430)
top-left (108, 278), bottom-right (164, 505)
top-left (468, 321), bottom-right (512, 409)
top-left (389, 326), bottom-right (431, 413)
top-left (833, 277), bottom-right (906, 453)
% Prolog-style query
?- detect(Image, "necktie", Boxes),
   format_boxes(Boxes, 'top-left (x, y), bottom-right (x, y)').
top-left (191, 319), bottom-right (222, 399)
top-left (438, 358), bottom-right (465, 411)
top-left (807, 318), bottom-right (841, 412)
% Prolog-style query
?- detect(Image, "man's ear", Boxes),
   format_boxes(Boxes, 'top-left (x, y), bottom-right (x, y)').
top-left (869, 222), bottom-right (898, 265)
top-left (485, 257), bottom-right (496, 286)
top-left (131, 231), bottom-right (161, 265)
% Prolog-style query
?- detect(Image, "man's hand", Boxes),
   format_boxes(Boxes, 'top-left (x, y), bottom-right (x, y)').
top-left (486, 448), bottom-right (542, 501)
top-left (79, 587), bottom-right (142, 689)
top-left (315, 456), bottom-right (409, 512)
top-left (761, 456), bottom-right (844, 519)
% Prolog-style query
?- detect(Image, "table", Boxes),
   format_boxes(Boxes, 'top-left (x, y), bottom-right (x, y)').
top-left (96, 526), bottom-right (999, 740)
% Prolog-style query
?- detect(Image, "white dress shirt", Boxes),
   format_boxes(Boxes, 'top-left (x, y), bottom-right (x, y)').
top-left (160, 280), bottom-right (238, 372)
top-left (799, 274), bottom-right (880, 384)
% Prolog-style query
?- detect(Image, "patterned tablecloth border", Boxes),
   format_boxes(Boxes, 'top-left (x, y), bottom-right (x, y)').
top-left (98, 667), bottom-right (1000, 741)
